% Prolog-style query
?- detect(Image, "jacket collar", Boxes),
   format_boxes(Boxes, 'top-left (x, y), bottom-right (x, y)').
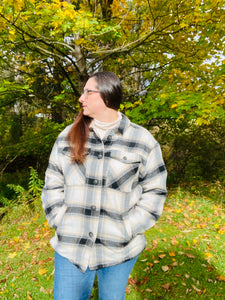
top-left (113, 113), bottom-right (130, 135)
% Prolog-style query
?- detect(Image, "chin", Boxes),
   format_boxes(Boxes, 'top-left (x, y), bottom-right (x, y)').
top-left (82, 109), bottom-right (89, 116)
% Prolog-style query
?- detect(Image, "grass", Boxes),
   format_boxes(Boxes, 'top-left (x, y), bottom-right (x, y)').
top-left (0, 185), bottom-right (225, 300)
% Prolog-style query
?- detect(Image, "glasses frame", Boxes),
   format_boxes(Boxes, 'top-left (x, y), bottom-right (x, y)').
top-left (82, 89), bottom-right (100, 97)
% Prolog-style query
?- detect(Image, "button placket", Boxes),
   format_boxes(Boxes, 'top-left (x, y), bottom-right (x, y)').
top-left (98, 153), bottom-right (103, 159)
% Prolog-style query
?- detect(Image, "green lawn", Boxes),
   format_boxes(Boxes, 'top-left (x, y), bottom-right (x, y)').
top-left (0, 186), bottom-right (225, 299)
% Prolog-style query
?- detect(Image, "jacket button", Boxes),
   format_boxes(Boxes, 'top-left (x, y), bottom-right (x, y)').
top-left (91, 205), bottom-right (96, 211)
top-left (123, 156), bottom-right (127, 160)
top-left (98, 154), bottom-right (103, 159)
top-left (89, 232), bottom-right (93, 238)
top-left (93, 179), bottom-right (98, 185)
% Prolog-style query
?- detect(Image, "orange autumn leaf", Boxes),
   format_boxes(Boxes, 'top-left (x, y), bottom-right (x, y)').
top-left (216, 274), bottom-right (225, 282)
top-left (27, 293), bottom-right (33, 300)
top-left (162, 282), bottom-right (171, 290)
top-left (170, 236), bottom-right (179, 245)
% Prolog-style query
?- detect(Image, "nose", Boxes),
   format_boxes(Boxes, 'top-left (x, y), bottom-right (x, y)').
top-left (79, 94), bottom-right (84, 103)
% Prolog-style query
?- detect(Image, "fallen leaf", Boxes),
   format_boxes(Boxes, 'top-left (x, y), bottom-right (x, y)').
top-left (169, 251), bottom-right (175, 256)
top-left (127, 276), bottom-right (138, 291)
top-left (154, 260), bottom-right (160, 264)
top-left (161, 283), bottom-right (171, 290)
top-left (192, 284), bottom-right (202, 293)
top-left (217, 274), bottom-right (225, 282)
top-left (126, 285), bottom-right (131, 294)
top-left (8, 252), bottom-right (17, 259)
top-left (185, 253), bottom-right (195, 259)
top-left (140, 276), bottom-right (149, 285)
top-left (193, 238), bottom-right (198, 245)
top-left (23, 242), bottom-right (31, 250)
top-left (162, 265), bottom-right (169, 272)
top-left (158, 254), bottom-right (166, 259)
top-left (38, 268), bottom-right (48, 275)
top-left (204, 252), bottom-right (213, 258)
top-left (170, 236), bottom-right (179, 245)
top-left (27, 293), bottom-right (33, 300)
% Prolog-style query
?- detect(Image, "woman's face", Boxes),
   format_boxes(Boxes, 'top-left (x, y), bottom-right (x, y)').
top-left (79, 77), bottom-right (108, 120)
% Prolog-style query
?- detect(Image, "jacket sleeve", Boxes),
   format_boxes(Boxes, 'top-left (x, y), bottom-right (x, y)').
top-left (41, 138), bottom-right (67, 229)
top-left (124, 142), bottom-right (167, 236)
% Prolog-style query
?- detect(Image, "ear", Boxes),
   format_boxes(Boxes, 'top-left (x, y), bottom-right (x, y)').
top-left (104, 99), bottom-right (109, 107)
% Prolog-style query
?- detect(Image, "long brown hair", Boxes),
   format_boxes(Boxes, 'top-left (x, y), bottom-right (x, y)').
top-left (67, 71), bottom-right (123, 163)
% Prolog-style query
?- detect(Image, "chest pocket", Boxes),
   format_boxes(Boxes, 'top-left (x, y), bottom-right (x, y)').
top-left (107, 150), bottom-right (141, 192)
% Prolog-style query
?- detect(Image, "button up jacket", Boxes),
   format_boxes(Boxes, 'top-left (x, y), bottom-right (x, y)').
top-left (41, 114), bottom-right (167, 272)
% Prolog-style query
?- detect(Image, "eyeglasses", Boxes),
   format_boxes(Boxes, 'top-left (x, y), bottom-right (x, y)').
top-left (82, 89), bottom-right (100, 97)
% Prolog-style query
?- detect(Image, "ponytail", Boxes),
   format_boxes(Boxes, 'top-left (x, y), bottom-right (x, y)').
top-left (67, 110), bottom-right (92, 163)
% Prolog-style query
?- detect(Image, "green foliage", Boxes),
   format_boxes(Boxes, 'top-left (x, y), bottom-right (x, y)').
top-left (28, 167), bottom-right (44, 199)
top-left (3, 167), bottom-right (43, 209)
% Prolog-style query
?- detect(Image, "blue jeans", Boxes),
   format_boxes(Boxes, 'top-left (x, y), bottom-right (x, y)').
top-left (54, 251), bottom-right (138, 300)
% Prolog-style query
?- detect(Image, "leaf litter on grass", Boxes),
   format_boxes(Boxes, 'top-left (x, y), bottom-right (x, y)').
top-left (126, 189), bottom-right (225, 299)
top-left (0, 187), bottom-right (225, 299)
top-left (0, 212), bottom-right (54, 299)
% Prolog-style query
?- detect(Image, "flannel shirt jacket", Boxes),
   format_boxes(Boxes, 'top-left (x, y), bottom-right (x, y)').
top-left (41, 114), bottom-right (167, 272)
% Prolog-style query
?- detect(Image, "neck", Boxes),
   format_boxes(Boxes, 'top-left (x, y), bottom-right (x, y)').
top-left (94, 109), bottom-right (119, 123)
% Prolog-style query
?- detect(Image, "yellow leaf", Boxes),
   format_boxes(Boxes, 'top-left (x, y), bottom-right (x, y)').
top-left (193, 238), bottom-right (198, 245)
top-left (169, 251), bottom-right (175, 257)
top-left (204, 252), bottom-right (213, 258)
top-left (27, 294), bottom-right (33, 300)
top-left (38, 268), bottom-right (48, 275)
top-left (180, 22), bottom-right (188, 28)
top-left (8, 252), bottom-right (17, 258)
top-left (23, 242), bottom-right (31, 250)
top-left (171, 103), bottom-right (178, 109)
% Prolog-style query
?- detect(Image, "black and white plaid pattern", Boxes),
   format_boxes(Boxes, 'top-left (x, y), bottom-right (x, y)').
top-left (42, 114), bottom-right (167, 272)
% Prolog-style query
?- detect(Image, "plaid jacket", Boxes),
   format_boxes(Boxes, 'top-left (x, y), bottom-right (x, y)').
top-left (41, 114), bottom-right (167, 272)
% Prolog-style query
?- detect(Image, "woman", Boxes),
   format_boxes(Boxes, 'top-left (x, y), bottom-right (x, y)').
top-left (41, 71), bottom-right (167, 300)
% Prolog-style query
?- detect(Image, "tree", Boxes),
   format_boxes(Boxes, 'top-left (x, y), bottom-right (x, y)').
top-left (0, 0), bottom-right (225, 182)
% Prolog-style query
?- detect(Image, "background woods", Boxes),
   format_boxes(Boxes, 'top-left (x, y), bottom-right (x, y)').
top-left (0, 0), bottom-right (225, 195)
top-left (0, 1), bottom-right (225, 299)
